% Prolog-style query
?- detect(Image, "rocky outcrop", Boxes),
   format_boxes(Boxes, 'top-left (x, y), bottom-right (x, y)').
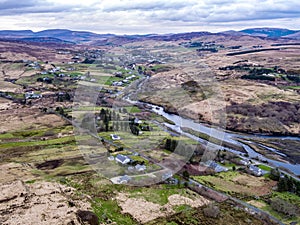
top-left (0, 180), bottom-right (97, 225)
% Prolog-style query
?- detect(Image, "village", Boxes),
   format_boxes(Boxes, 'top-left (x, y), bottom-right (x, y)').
top-left (0, 47), bottom-right (290, 184)
top-left (0, 41), bottom-right (299, 225)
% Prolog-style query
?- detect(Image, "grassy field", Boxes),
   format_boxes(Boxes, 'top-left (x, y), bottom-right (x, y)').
top-left (259, 191), bottom-right (300, 225)
top-left (192, 171), bottom-right (276, 197)
top-left (258, 164), bottom-right (272, 172)
top-left (128, 185), bottom-right (195, 205)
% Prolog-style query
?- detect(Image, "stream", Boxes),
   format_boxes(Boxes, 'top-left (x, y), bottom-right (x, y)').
top-left (124, 78), bottom-right (300, 176)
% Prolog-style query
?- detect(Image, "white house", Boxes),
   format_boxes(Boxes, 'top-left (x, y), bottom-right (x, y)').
top-left (115, 154), bottom-right (131, 165)
top-left (110, 134), bottom-right (121, 140)
top-left (135, 164), bottom-right (146, 172)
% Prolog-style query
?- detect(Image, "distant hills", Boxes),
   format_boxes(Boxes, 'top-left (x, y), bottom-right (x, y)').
top-left (0, 29), bottom-right (115, 44)
top-left (239, 28), bottom-right (299, 38)
top-left (0, 28), bottom-right (299, 45)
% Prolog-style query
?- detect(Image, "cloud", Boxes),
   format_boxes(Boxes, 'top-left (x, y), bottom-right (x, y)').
top-left (0, 0), bottom-right (85, 15)
top-left (0, 0), bottom-right (39, 10)
top-left (0, 0), bottom-right (299, 34)
top-left (101, 0), bottom-right (198, 12)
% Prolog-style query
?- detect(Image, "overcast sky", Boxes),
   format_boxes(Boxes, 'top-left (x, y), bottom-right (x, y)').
top-left (0, 0), bottom-right (300, 34)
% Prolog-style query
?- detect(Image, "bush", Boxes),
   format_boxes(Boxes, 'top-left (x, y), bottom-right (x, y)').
top-left (270, 197), bottom-right (299, 217)
top-left (203, 204), bottom-right (220, 218)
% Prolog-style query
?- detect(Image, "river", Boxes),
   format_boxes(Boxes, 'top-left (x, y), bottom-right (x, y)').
top-left (123, 76), bottom-right (300, 176)
top-left (126, 96), bottom-right (300, 176)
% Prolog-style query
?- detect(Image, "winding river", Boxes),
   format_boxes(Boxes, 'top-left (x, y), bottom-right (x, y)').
top-left (124, 78), bottom-right (300, 177)
top-left (150, 103), bottom-right (300, 175)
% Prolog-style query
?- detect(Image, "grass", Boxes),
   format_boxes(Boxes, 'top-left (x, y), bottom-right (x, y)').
top-left (262, 204), bottom-right (300, 225)
top-left (272, 191), bottom-right (300, 207)
top-left (92, 198), bottom-right (136, 225)
top-left (68, 72), bottom-right (83, 77)
top-left (0, 136), bottom-right (75, 149)
top-left (0, 125), bottom-right (73, 141)
top-left (192, 171), bottom-right (273, 197)
top-left (50, 164), bottom-right (92, 176)
top-left (123, 106), bottom-right (141, 113)
top-left (282, 86), bottom-right (300, 90)
top-left (99, 128), bottom-right (169, 151)
top-left (129, 155), bottom-right (149, 165)
top-left (219, 162), bottom-right (236, 168)
top-left (128, 185), bottom-right (193, 205)
top-left (258, 164), bottom-right (272, 172)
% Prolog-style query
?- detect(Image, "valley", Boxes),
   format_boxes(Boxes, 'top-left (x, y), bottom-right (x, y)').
top-left (0, 29), bottom-right (299, 225)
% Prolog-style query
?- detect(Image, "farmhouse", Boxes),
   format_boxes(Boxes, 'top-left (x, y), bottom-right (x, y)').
top-left (248, 165), bottom-right (263, 176)
top-left (115, 154), bottom-right (131, 165)
top-left (135, 164), bottom-right (146, 172)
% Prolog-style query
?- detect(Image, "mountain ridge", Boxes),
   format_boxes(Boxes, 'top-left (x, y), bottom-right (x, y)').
top-left (0, 27), bottom-right (299, 45)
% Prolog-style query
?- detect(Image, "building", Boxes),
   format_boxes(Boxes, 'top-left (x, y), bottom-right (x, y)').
top-left (118, 175), bottom-right (131, 184)
top-left (135, 164), bottom-right (146, 172)
top-left (25, 91), bottom-right (42, 99)
top-left (134, 118), bottom-right (143, 124)
top-left (108, 156), bottom-right (115, 161)
top-left (240, 159), bottom-right (251, 166)
top-left (110, 134), bottom-right (121, 140)
top-left (115, 154), bottom-right (131, 165)
top-left (162, 171), bottom-right (173, 180)
top-left (248, 165), bottom-right (263, 176)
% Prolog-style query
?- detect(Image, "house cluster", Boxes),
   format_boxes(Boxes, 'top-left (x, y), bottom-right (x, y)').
top-left (248, 165), bottom-right (264, 176)
top-left (48, 67), bottom-right (61, 74)
top-left (25, 91), bottom-right (42, 100)
top-left (238, 158), bottom-right (266, 176)
top-left (25, 61), bottom-right (41, 70)
top-left (111, 74), bottom-right (137, 87)
top-left (239, 159), bottom-right (251, 166)
top-left (128, 164), bottom-right (146, 172)
top-left (108, 153), bottom-right (147, 172)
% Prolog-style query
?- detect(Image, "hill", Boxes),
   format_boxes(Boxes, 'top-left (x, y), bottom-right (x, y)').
top-left (240, 28), bottom-right (299, 38)
top-left (0, 28), bottom-right (300, 46)
top-left (284, 31), bottom-right (300, 39)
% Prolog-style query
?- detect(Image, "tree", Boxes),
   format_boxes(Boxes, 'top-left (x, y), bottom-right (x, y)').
top-left (65, 92), bottom-right (71, 101)
top-left (119, 121), bottom-right (123, 131)
top-left (182, 170), bottom-right (190, 179)
top-left (114, 121), bottom-right (119, 131)
top-left (170, 139), bottom-right (178, 152)
top-left (105, 122), bottom-right (109, 132)
top-left (270, 197), bottom-right (298, 217)
top-left (112, 110), bottom-right (116, 120)
top-left (99, 108), bottom-right (106, 120)
top-left (165, 138), bottom-right (171, 151)
top-left (277, 176), bottom-right (288, 192)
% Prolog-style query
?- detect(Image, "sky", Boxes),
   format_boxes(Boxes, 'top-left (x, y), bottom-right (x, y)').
top-left (0, 0), bottom-right (300, 34)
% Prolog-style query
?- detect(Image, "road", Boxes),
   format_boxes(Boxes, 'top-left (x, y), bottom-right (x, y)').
top-left (187, 177), bottom-right (285, 225)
